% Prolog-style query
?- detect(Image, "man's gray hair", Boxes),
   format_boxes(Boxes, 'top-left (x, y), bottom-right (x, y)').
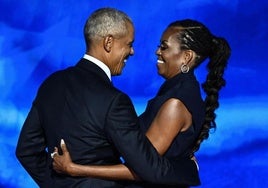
top-left (84, 8), bottom-right (133, 43)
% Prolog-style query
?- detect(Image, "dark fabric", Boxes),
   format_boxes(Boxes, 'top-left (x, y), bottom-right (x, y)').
top-left (129, 71), bottom-right (205, 187)
top-left (140, 70), bottom-right (205, 158)
top-left (16, 58), bottom-right (200, 187)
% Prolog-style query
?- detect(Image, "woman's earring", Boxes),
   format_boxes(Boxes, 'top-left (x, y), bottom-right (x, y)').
top-left (180, 63), bottom-right (189, 73)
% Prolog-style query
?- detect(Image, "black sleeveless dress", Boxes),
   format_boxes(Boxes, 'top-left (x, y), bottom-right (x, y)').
top-left (128, 71), bottom-right (205, 188)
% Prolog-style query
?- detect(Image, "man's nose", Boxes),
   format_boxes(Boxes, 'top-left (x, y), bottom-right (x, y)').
top-left (130, 47), bottom-right (134, 56)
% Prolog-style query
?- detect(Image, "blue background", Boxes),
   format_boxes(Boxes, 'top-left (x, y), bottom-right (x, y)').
top-left (0, 0), bottom-right (267, 187)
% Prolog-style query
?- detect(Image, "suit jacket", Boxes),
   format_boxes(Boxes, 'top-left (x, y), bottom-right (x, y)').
top-left (16, 58), bottom-right (200, 187)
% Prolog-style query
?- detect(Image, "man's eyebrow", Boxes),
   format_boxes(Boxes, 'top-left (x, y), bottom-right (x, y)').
top-left (128, 40), bottom-right (134, 45)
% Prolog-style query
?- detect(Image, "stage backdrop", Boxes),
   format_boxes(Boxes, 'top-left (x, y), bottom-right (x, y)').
top-left (0, 0), bottom-right (267, 187)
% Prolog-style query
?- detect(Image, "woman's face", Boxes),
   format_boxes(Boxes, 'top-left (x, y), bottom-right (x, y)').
top-left (156, 27), bottom-right (186, 79)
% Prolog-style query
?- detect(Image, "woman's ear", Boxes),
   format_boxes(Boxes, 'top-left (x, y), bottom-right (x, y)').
top-left (103, 35), bottom-right (114, 52)
top-left (184, 50), bottom-right (194, 64)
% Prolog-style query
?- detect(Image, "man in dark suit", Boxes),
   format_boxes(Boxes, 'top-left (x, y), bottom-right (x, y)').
top-left (16, 8), bottom-right (199, 187)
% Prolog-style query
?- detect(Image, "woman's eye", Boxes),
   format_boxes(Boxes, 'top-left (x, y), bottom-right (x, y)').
top-left (158, 44), bottom-right (167, 50)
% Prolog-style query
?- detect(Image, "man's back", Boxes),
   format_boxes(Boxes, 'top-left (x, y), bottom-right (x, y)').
top-left (38, 59), bottom-right (127, 164)
top-left (41, 58), bottom-right (136, 186)
top-left (17, 58), bottom-right (134, 187)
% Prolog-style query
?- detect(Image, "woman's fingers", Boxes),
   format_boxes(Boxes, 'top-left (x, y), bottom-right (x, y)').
top-left (60, 139), bottom-right (68, 153)
top-left (51, 147), bottom-right (58, 159)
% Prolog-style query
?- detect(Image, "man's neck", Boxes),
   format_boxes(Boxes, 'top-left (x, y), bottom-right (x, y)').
top-left (83, 54), bottom-right (111, 81)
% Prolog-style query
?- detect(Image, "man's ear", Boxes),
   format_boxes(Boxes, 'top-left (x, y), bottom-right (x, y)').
top-left (103, 35), bottom-right (114, 52)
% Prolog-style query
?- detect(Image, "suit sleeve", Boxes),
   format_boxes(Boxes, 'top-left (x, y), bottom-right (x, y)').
top-left (15, 105), bottom-right (53, 187)
top-left (105, 93), bottom-right (200, 185)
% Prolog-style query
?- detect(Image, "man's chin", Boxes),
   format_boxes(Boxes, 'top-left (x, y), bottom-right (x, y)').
top-left (112, 72), bottom-right (122, 76)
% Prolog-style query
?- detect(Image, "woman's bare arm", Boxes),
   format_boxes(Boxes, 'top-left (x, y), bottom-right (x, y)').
top-left (53, 141), bottom-right (138, 180)
top-left (53, 98), bottom-right (192, 180)
top-left (146, 98), bottom-right (192, 155)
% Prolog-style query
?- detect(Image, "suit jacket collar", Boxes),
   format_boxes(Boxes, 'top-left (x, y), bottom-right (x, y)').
top-left (76, 58), bottom-right (112, 85)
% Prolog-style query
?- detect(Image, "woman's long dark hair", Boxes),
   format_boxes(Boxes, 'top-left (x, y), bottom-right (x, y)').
top-left (168, 19), bottom-right (231, 155)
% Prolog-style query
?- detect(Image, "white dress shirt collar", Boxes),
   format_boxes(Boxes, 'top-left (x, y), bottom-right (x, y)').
top-left (83, 54), bottom-right (111, 81)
